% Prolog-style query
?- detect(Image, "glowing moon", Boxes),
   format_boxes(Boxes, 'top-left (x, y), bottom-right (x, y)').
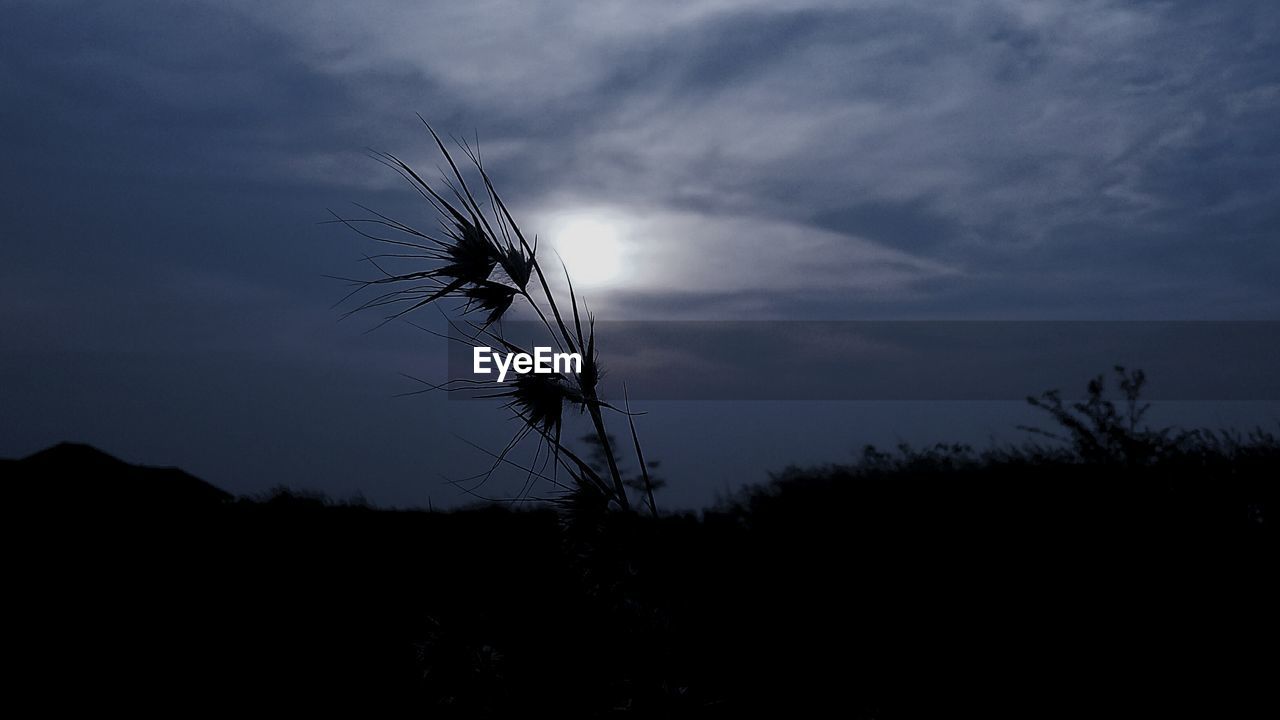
top-left (552, 216), bottom-right (623, 287)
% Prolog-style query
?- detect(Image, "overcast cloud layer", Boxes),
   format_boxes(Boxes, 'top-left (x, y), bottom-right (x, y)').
top-left (3, 1), bottom-right (1278, 506)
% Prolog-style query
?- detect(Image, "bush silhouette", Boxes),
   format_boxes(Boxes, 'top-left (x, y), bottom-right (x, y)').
top-left (4, 369), bottom-right (1269, 715)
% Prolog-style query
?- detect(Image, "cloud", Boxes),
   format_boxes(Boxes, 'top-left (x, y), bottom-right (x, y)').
top-left (198, 0), bottom-right (1280, 315)
top-left (523, 200), bottom-right (958, 318)
top-left (3, 0), bottom-right (1279, 504)
top-left (4, 0), bottom-right (1278, 321)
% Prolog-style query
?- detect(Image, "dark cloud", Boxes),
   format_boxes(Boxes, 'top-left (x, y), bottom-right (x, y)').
top-left (3, 1), bottom-right (1278, 507)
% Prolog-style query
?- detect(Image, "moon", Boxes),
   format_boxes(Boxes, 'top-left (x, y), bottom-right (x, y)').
top-left (551, 215), bottom-right (624, 287)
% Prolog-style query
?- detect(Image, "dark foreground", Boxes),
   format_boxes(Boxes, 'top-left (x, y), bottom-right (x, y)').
top-left (3, 437), bottom-right (1270, 716)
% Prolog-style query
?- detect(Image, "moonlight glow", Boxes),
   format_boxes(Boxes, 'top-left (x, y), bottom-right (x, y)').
top-left (552, 216), bottom-right (623, 287)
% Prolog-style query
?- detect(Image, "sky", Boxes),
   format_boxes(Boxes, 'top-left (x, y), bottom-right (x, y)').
top-left (3, 0), bottom-right (1279, 508)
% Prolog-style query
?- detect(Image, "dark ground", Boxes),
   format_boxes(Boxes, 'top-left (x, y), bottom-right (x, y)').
top-left (2, 431), bottom-right (1269, 716)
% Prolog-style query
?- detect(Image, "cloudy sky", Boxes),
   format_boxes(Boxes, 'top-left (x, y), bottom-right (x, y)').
top-left (3, 1), bottom-right (1278, 507)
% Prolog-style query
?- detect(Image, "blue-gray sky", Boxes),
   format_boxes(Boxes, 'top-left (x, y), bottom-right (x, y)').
top-left (3, 1), bottom-right (1278, 508)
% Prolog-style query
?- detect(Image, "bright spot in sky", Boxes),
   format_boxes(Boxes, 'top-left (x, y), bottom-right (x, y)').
top-left (551, 215), bottom-right (624, 287)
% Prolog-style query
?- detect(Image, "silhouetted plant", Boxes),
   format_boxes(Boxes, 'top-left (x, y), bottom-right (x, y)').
top-left (581, 432), bottom-right (666, 513)
top-left (1020, 365), bottom-right (1174, 465)
top-left (328, 119), bottom-right (655, 514)
top-left (13, 368), bottom-right (1270, 714)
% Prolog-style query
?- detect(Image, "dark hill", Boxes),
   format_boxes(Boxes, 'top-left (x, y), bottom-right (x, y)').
top-left (2, 442), bottom-right (231, 510)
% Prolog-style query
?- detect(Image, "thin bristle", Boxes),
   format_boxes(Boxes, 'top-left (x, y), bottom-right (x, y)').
top-left (329, 119), bottom-right (645, 512)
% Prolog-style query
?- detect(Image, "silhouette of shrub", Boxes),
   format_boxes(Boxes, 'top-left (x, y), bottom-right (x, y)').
top-left (1020, 365), bottom-right (1178, 465)
top-left (10, 369), bottom-right (1269, 715)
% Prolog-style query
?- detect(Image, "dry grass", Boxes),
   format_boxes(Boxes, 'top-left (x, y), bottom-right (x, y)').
top-left (328, 118), bottom-right (654, 514)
